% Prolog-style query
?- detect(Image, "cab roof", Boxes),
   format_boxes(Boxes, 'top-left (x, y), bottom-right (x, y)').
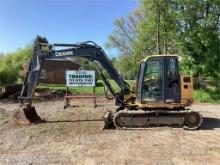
top-left (141, 54), bottom-right (178, 62)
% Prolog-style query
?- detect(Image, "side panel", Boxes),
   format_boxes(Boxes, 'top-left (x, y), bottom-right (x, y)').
top-left (180, 76), bottom-right (193, 101)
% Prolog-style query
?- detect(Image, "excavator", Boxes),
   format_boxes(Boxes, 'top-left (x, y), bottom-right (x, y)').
top-left (14, 39), bottom-right (203, 130)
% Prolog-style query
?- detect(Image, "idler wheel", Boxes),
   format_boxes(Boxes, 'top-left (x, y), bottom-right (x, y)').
top-left (184, 111), bottom-right (202, 130)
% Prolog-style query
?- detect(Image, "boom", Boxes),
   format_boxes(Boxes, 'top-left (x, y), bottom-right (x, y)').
top-left (19, 41), bottom-right (130, 107)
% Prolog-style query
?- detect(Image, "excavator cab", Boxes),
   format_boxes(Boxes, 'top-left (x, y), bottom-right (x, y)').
top-left (112, 55), bottom-right (202, 130)
top-left (136, 55), bottom-right (180, 105)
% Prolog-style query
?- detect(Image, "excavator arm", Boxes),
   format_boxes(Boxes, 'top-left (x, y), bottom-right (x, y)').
top-left (19, 40), bottom-right (130, 107)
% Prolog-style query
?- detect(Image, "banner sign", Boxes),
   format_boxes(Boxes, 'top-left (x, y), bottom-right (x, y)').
top-left (66, 70), bottom-right (95, 87)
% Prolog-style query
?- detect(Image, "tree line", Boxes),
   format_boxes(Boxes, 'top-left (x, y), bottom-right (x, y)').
top-left (0, 36), bottom-right (48, 86)
top-left (0, 0), bottom-right (219, 91)
top-left (107, 0), bottom-right (220, 81)
top-left (0, 46), bottom-right (32, 86)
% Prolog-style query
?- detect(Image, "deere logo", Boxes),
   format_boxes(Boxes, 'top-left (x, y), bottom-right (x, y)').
top-left (55, 51), bottom-right (73, 56)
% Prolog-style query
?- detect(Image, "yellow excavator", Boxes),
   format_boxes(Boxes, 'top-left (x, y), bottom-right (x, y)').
top-left (14, 39), bottom-right (202, 130)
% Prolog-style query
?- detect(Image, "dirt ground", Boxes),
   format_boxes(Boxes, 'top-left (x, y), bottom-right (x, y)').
top-left (0, 96), bottom-right (220, 165)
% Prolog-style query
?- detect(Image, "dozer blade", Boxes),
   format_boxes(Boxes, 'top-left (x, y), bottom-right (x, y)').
top-left (13, 106), bottom-right (42, 125)
top-left (103, 110), bottom-right (114, 129)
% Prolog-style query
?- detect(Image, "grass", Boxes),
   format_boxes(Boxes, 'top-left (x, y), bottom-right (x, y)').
top-left (193, 89), bottom-right (220, 104)
top-left (37, 80), bottom-right (220, 103)
top-left (37, 80), bottom-right (135, 94)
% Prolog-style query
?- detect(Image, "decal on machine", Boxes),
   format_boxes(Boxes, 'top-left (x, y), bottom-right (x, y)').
top-left (55, 51), bottom-right (73, 57)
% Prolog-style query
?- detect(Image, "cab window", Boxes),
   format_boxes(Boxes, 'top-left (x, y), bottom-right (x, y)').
top-left (142, 59), bottom-right (163, 102)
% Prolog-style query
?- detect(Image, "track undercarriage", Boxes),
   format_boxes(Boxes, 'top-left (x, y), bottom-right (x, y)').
top-left (14, 106), bottom-right (202, 130)
top-left (104, 109), bottom-right (203, 130)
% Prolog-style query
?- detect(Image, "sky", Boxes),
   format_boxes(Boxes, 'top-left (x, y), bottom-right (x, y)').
top-left (0, 0), bottom-right (139, 57)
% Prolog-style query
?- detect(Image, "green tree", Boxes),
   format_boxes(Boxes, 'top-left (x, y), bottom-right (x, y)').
top-left (106, 8), bottom-right (143, 56)
top-left (115, 55), bottom-right (137, 79)
top-left (0, 45), bottom-right (32, 85)
top-left (107, 0), bottom-right (220, 82)
top-left (0, 35), bottom-right (48, 86)
top-left (134, 0), bottom-right (179, 58)
top-left (106, 7), bottom-right (143, 78)
top-left (174, 0), bottom-right (220, 79)
top-left (0, 56), bottom-right (18, 85)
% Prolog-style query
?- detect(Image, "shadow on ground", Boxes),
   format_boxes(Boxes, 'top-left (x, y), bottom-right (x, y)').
top-left (200, 117), bottom-right (220, 130)
top-left (33, 117), bottom-right (220, 130)
top-left (45, 119), bottom-right (103, 123)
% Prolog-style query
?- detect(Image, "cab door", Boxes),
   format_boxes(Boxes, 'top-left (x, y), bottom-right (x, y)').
top-left (164, 57), bottom-right (180, 103)
top-left (141, 58), bottom-right (164, 103)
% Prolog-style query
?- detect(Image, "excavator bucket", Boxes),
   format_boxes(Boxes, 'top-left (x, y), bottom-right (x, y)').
top-left (13, 106), bottom-right (42, 125)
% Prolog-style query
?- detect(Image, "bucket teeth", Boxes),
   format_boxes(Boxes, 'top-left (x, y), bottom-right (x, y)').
top-left (13, 106), bottom-right (42, 125)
